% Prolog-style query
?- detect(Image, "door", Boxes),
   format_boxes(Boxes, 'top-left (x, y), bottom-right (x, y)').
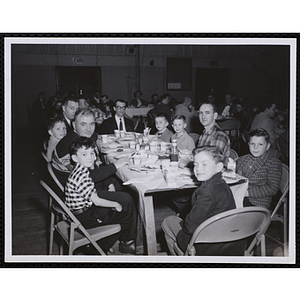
top-left (195, 68), bottom-right (231, 108)
top-left (56, 66), bottom-right (101, 98)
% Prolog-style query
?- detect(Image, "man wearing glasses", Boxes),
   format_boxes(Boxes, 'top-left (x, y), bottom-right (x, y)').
top-left (98, 99), bottom-right (135, 134)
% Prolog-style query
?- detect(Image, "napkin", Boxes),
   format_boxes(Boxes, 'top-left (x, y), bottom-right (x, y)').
top-left (123, 176), bottom-right (154, 185)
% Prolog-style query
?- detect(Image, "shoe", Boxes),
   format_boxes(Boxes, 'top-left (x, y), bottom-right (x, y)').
top-left (119, 241), bottom-right (136, 255)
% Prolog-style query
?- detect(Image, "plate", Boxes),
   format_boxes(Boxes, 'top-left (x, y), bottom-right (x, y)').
top-left (114, 152), bottom-right (133, 159)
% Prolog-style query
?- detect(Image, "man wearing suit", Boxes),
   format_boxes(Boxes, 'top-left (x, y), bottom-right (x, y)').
top-left (98, 99), bottom-right (135, 134)
top-left (61, 97), bottom-right (79, 133)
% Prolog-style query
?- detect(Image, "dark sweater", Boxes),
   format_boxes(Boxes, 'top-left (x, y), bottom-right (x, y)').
top-left (177, 172), bottom-right (237, 254)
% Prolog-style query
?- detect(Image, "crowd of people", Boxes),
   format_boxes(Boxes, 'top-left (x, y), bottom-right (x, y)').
top-left (28, 88), bottom-right (289, 256)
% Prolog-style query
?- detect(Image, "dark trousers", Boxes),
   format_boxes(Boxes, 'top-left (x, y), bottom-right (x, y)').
top-left (95, 189), bottom-right (137, 238)
top-left (76, 204), bottom-right (134, 252)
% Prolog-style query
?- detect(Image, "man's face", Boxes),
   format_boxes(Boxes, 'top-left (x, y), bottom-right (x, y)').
top-left (79, 98), bottom-right (89, 110)
top-left (249, 136), bottom-right (270, 157)
top-left (74, 114), bottom-right (95, 138)
top-left (62, 100), bottom-right (79, 121)
top-left (193, 151), bottom-right (222, 182)
top-left (114, 101), bottom-right (126, 118)
top-left (266, 104), bottom-right (277, 119)
top-left (199, 104), bottom-right (217, 128)
top-left (236, 104), bottom-right (243, 113)
top-left (225, 94), bottom-right (231, 105)
top-left (72, 147), bottom-right (96, 169)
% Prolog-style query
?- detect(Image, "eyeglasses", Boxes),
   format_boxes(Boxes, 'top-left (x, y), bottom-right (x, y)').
top-left (116, 106), bottom-right (126, 110)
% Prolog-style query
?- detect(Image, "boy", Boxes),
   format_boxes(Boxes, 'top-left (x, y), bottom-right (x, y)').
top-left (172, 115), bottom-right (195, 152)
top-left (162, 146), bottom-right (241, 256)
top-left (155, 113), bottom-right (173, 142)
top-left (236, 128), bottom-right (282, 208)
top-left (46, 116), bottom-right (67, 161)
top-left (65, 137), bottom-right (136, 254)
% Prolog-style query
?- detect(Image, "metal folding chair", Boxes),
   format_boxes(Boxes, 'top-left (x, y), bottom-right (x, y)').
top-left (219, 118), bottom-right (241, 151)
top-left (174, 207), bottom-right (270, 256)
top-left (40, 180), bottom-right (121, 255)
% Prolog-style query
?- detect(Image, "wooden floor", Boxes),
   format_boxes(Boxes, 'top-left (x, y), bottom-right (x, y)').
top-left (10, 127), bottom-right (285, 257)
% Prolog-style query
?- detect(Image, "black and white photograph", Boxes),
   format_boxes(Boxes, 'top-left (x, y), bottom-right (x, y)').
top-left (4, 36), bottom-right (296, 265)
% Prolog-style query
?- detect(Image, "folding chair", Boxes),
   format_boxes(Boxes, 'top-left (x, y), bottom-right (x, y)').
top-left (219, 118), bottom-right (241, 151)
top-left (41, 150), bottom-right (50, 163)
top-left (229, 149), bottom-right (238, 160)
top-left (47, 162), bottom-right (64, 193)
top-left (174, 207), bottom-right (270, 256)
top-left (266, 163), bottom-right (289, 256)
top-left (40, 180), bottom-right (121, 255)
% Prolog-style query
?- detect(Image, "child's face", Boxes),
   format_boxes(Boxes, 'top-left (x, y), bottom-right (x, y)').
top-left (72, 147), bottom-right (96, 168)
top-left (193, 151), bottom-right (223, 182)
top-left (249, 136), bottom-right (270, 157)
top-left (155, 117), bottom-right (168, 132)
top-left (49, 121), bottom-right (67, 140)
top-left (173, 119), bottom-right (186, 134)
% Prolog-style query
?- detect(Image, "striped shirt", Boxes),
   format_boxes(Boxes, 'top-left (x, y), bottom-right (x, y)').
top-left (65, 163), bottom-right (95, 211)
top-left (197, 124), bottom-right (231, 166)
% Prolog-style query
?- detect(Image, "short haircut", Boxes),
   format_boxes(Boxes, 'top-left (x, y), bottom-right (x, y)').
top-left (199, 102), bottom-right (218, 113)
top-left (47, 115), bottom-right (65, 131)
top-left (155, 113), bottom-right (169, 122)
top-left (63, 97), bottom-right (78, 106)
top-left (134, 91), bottom-right (142, 97)
top-left (249, 128), bottom-right (270, 143)
top-left (70, 137), bottom-right (97, 157)
top-left (173, 115), bottom-right (186, 123)
top-left (74, 108), bottom-right (95, 120)
top-left (193, 146), bottom-right (224, 164)
top-left (115, 99), bottom-right (127, 107)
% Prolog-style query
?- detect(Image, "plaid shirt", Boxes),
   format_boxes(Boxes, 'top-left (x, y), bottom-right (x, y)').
top-left (236, 151), bottom-right (282, 208)
top-left (197, 124), bottom-right (231, 166)
top-left (65, 163), bottom-right (96, 211)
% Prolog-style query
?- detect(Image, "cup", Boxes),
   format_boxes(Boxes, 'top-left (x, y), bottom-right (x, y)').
top-left (120, 130), bottom-right (126, 138)
top-left (160, 142), bottom-right (167, 152)
top-left (169, 161), bottom-right (178, 172)
top-left (133, 155), bottom-right (141, 165)
top-left (101, 135), bottom-right (108, 143)
top-left (129, 141), bottom-right (136, 149)
top-left (150, 141), bottom-right (158, 152)
top-left (114, 129), bottom-right (120, 138)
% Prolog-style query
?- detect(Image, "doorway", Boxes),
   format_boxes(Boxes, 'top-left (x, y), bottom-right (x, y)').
top-left (55, 66), bottom-right (102, 98)
top-left (195, 68), bottom-right (230, 108)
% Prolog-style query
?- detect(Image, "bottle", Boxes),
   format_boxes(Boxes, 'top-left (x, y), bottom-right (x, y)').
top-left (170, 138), bottom-right (179, 162)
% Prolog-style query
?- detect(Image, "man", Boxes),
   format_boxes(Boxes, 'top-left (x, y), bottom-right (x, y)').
top-left (197, 102), bottom-right (231, 167)
top-left (250, 101), bottom-right (279, 149)
top-left (98, 99), bottom-right (134, 134)
top-left (174, 97), bottom-right (197, 133)
top-left (52, 109), bottom-right (137, 244)
top-left (218, 93), bottom-right (236, 118)
top-left (61, 97), bottom-right (79, 132)
top-left (52, 109), bottom-right (126, 187)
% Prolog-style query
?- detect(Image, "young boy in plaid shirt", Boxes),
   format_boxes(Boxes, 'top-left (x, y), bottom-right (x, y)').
top-left (65, 137), bottom-right (136, 254)
top-left (236, 128), bottom-right (282, 208)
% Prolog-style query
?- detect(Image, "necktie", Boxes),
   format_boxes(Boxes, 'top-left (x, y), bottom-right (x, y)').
top-left (119, 118), bottom-right (123, 131)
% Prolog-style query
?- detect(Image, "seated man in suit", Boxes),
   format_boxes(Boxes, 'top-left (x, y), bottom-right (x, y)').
top-left (61, 97), bottom-right (79, 133)
top-left (98, 99), bottom-right (135, 134)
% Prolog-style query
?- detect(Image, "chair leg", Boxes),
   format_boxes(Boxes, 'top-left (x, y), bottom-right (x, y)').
top-left (48, 211), bottom-right (55, 255)
top-left (261, 235), bottom-right (266, 256)
top-left (283, 201), bottom-right (288, 256)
